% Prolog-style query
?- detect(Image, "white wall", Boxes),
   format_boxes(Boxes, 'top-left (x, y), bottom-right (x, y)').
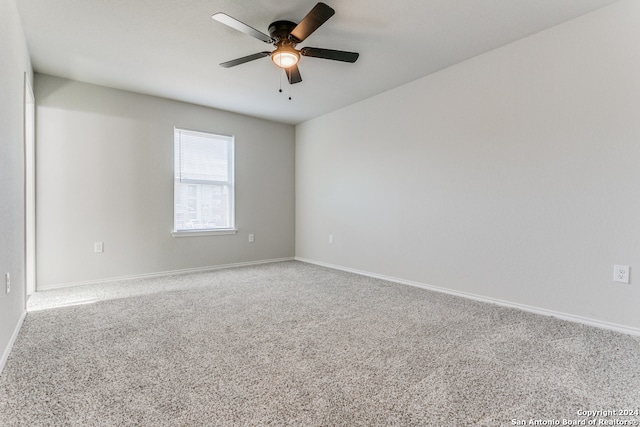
top-left (36, 75), bottom-right (295, 288)
top-left (0, 0), bottom-right (32, 370)
top-left (296, 0), bottom-right (640, 331)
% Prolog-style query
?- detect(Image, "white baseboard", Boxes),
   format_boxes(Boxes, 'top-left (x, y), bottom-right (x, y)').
top-left (37, 258), bottom-right (295, 291)
top-left (0, 310), bottom-right (26, 376)
top-left (296, 257), bottom-right (640, 337)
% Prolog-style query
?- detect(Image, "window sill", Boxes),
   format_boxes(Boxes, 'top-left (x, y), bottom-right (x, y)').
top-left (171, 228), bottom-right (238, 238)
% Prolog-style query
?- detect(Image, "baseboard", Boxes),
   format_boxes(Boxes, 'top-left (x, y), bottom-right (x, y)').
top-left (38, 257), bottom-right (296, 291)
top-left (296, 257), bottom-right (640, 337)
top-left (0, 310), bottom-right (26, 376)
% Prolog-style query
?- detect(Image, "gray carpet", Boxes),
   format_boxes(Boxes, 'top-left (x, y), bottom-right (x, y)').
top-left (1, 261), bottom-right (639, 426)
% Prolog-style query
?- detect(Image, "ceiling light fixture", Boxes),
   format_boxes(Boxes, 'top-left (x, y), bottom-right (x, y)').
top-left (213, 3), bottom-right (359, 85)
top-left (271, 46), bottom-right (300, 69)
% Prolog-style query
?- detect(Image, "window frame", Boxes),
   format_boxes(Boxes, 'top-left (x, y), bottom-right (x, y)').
top-left (172, 127), bottom-right (237, 237)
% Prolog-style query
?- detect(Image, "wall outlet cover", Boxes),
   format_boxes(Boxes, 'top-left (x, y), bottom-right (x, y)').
top-left (613, 265), bottom-right (630, 284)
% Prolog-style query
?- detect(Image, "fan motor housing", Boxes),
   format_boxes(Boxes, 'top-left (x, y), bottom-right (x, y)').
top-left (268, 20), bottom-right (297, 44)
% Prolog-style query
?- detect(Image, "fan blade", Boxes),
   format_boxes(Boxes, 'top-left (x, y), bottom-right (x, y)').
top-left (220, 52), bottom-right (271, 68)
top-left (212, 13), bottom-right (272, 43)
top-left (300, 47), bottom-right (359, 63)
top-left (285, 65), bottom-right (302, 84)
top-left (289, 2), bottom-right (335, 43)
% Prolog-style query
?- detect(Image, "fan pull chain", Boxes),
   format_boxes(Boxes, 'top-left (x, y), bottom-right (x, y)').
top-left (277, 72), bottom-right (292, 100)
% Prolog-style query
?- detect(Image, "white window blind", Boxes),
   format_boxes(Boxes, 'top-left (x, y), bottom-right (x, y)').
top-left (174, 128), bottom-right (234, 233)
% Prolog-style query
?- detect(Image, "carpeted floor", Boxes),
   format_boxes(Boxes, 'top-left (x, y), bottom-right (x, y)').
top-left (1, 261), bottom-right (639, 426)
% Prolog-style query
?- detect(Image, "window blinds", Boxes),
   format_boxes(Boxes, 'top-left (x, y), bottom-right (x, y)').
top-left (175, 129), bottom-right (232, 183)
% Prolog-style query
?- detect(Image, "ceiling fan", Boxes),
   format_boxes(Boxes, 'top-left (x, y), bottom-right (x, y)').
top-left (212, 2), bottom-right (359, 85)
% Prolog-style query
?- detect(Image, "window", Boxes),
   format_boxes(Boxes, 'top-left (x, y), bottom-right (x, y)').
top-left (173, 128), bottom-right (235, 235)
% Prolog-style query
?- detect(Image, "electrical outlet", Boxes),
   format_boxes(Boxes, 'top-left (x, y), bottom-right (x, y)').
top-left (94, 242), bottom-right (104, 253)
top-left (248, 234), bottom-right (255, 243)
top-left (5, 273), bottom-right (10, 294)
top-left (613, 265), bottom-right (630, 284)
top-left (328, 234), bottom-right (334, 244)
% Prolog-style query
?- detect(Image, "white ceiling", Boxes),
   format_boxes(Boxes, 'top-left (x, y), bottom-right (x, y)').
top-left (16, 0), bottom-right (621, 125)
